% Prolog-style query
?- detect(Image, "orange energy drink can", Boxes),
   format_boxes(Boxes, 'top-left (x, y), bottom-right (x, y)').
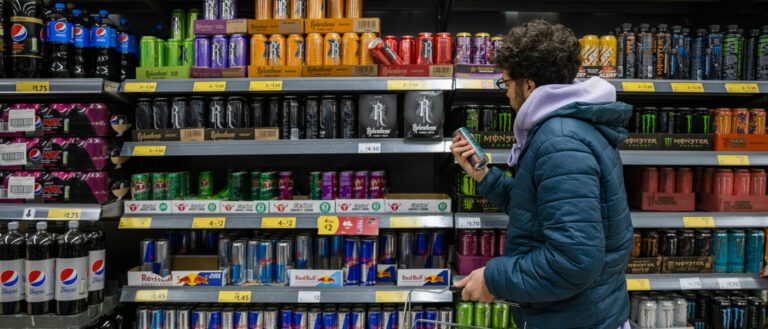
top-left (750, 108), bottom-right (766, 135)
top-left (268, 34), bottom-right (286, 66)
top-left (273, 0), bottom-right (289, 19)
top-left (308, 0), bottom-right (324, 19)
top-left (286, 34), bottom-right (305, 66)
top-left (359, 33), bottom-right (377, 65)
top-left (346, 0), bottom-right (362, 18)
top-left (341, 33), bottom-right (360, 65)
top-left (580, 35), bottom-right (599, 66)
top-left (732, 108), bottom-right (750, 135)
top-left (250, 34), bottom-right (270, 66)
top-left (328, 0), bottom-right (343, 18)
top-left (712, 108), bottom-right (732, 134)
top-left (599, 35), bottom-right (617, 67)
top-left (324, 33), bottom-right (342, 65)
top-left (290, 0), bottom-right (306, 19)
top-left (256, 0), bottom-right (271, 19)
top-left (305, 33), bottom-right (324, 65)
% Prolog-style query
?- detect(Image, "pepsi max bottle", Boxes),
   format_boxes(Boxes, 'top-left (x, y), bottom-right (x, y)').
top-left (44, 3), bottom-right (73, 77)
top-left (84, 222), bottom-right (105, 305)
top-left (55, 221), bottom-right (87, 315)
top-left (117, 18), bottom-right (136, 81)
top-left (25, 221), bottom-right (54, 315)
top-left (10, 0), bottom-right (43, 77)
top-left (70, 9), bottom-right (91, 78)
top-left (91, 10), bottom-right (118, 81)
top-left (0, 222), bottom-right (25, 315)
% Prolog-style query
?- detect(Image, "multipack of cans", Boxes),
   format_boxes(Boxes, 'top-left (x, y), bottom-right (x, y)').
top-left (710, 108), bottom-right (767, 135)
top-left (0, 170), bottom-right (110, 204)
top-left (630, 291), bottom-right (766, 329)
top-left (0, 137), bottom-right (110, 170)
top-left (452, 33), bottom-right (504, 65)
top-left (454, 301), bottom-right (517, 329)
top-left (138, 9), bottom-right (199, 68)
top-left (453, 104), bottom-right (515, 133)
top-left (252, 0), bottom-right (363, 20)
top-left (0, 103), bottom-right (114, 137)
top-left (634, 167), bottom-right (768, 196)
top-left (369, 33), bottom-right (453, 66)
top-left (456, 230), bottom-right (505, 258)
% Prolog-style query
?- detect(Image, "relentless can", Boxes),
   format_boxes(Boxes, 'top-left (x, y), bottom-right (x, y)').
top-left (211, 35), bottom-right (229, 68)
top-left (140, 36), bottom-right (158, 67)
top-left (255, 0), bottom-right (271, 19)
top-left (320, 95), bottom-right (338, 139)
top-left (132, 173), bottom-right (151, 200)
top-left (341, 33), bottom-right (360, 65)
top-left (324, 33), bottom-right (342, 65)
top-left (399, 35), bottom-right (415, 65)
top-left (157, 38), bottom-right (168, 66)
top-left (580, 35), bottom-right (600, 66)
top-left (183, 38), bottom-right (195, 67)
top-left (435, 32), bottom-right (453, 65)
top-left (599, 35), bottom-right (617, 67)
top-left (369, 38), bottom-right (403, 65)
top-left (453, 128), bottom-right (489, 170)
top-left (360, 33), bottom-right (377, 65)
top-left (273, 0), bottom-right (288, 19)
top-left (269, 34), bottom-right (286, 66)
top-left (204, 0), bottom-right (220, 19)
top-left (305, 96), bottom-right (320, 139)
top-left (745, 229), bottom-right (765, 273)
top-left (305, 33), bottom-right (324, 66)
top-left (187, 9), bottom-right (200, 39)
top-left (220, 0), bottom-right (237, 19)
top-left (209, 97), bottom-right (226, 129)
top-left (340, 95), bottom-right (356, 138)
top-left (170, 97), bottom-right (188, 129)
top-left (229, 34), bottom-right (248, 67)
top-left (712, 230), bottom-right (730, 273)
top-left (170, 9), bottom-right (186, 40)
top-left (287, 34), bottom-right (305, 66)
top-left (194, 36), bottom-right (211, 68)
top-left (250, 34), bottom-right (269, 66)
top-left (290, 0), bottom-right (306, 19)
top-left (327, 0), bottom-right (343, 18)
top-left (383, 36), bottom-right (399, 54)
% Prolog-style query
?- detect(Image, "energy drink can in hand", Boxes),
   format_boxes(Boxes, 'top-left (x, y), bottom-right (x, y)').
top-left (453, 128), bottom-right (489, 170)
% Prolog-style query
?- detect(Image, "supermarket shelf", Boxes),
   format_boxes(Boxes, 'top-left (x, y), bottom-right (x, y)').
top-left (121, 77), bottom-right (454, 94)
top-left (485, 149), bottom-right (768, 166)
top-left (122, 139), bottom-right (450, 156)
top-left (120, 286), bottom-right (453, 303)
top-left (119, 213), bottom-right (453, 229)
top-left (456, 212), bottom-right (768, 229)
top-left (454, 213), bottom-right (509, 229)
top-left (0, 78), bottom-right (125, 101)
top-left (454, 78), bottom-right (768, 95)
top-left (0, 200), bottom-right (123, 221)
top-left (0, 293), bottom-right (118, 329)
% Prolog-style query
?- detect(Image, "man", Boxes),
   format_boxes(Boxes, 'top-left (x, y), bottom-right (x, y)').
top-left (452, 20), bottom-right (634, 329)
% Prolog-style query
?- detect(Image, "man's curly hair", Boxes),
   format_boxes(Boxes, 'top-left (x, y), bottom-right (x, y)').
top-left (493, 20), bottom-right (580, 86)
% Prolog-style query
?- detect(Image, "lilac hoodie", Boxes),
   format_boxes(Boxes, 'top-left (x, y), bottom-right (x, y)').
top-left (507, 77), bottom-right (617, 167)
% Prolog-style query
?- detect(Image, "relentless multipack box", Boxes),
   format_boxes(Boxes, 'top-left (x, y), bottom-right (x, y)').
top-left (358, 94), bottom-right (398, 138)
top-left (403, 91), bottom-right (444, 140)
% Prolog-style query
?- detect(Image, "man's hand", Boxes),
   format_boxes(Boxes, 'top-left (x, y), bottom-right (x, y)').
top-left (450, 135), bottom-right (489, 182)
top-left (454, 267), bottom-right (495, 303)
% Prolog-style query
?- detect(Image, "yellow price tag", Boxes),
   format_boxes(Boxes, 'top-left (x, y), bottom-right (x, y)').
top-left (317, 216), bottom-right (340, 235)
top-left (124, 82), bottom-right (157, 93)
top-left (487, 153), bottom-right (492, 163)
top-left (683, 217), bottom-right (715, 228)
top-left (250, 80), bottom-right (283, 91)
top-left (622, 82), bottom-right (655, 92)
top-left (192, 217), bottom-right (226, 229)
top-left (218, 291), bottom-right (252, 303)
top-left (193, 81), bottom-right (227, 92)
top-left (389, 217), bottom-right (425, 228)
top-left (262, 217), bottom-right (296, 229)
top-left (725, 83), bottom-right (759, 93)
top-left (132, 146), bottom-right (166, 156)
top-left (16, 81), bottom-right (49, 93)
top-left (626, 279), bottom-right (651, 291)
top-left (119, 217), bottom-right (152, 229)
top-left (458, 79), bottom-right (494, 89)
top-left (47, 208), bottom-right (82, 220)
top-left (717, 155), bottom-right (750, 166)
top-left (671, 83), bottom-right (704, 93)
top-left (135, 289), bottom-right (168, 302)
top-left (375, 291), bottom-right (408, 303)
top-left (387, 80), bottom-right (432, 90)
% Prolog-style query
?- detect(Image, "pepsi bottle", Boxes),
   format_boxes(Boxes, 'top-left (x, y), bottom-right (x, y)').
top-left (10, 0), bottom-right (43, 77)
top-left (117, 18), bottom-right (136, 81)
top-left (44, 3), bottom-right (73, 77)
top-left (55, 221), bottom-right (87, 315)
top-left (91, 10), bottom-right (118, 81)
top-left (25, 221), bottom-right (54, 315)
top-left (0, 222), bottom-right (25, 315)
top-left (70, 8), bottom-right (91, 78)
top-left (84, 222), bottom-right (105, 305)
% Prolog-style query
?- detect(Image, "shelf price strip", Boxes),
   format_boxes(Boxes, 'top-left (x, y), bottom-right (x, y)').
top-left (250, 81), bottom-right (283, 91)
top-left (717, 155), bottom-right (750, 166)
top-left (725, 83), bottom-right (759, 93)
top-left (119, 217), bottom-right (152, 229)
top-left (298, 291), bottom-right (321, 303)
top-left (124, 82), bottom-right (157, 93)
top-left (679, 277), bottom-right (703, 290)
top-left (621, 82), bottom-right (655, 92)
top-left (389, 217), bottom-right (425, 228)
top-left (47, 208), bottom-right (82, 220)
top-left (375, 291), bottom-right (408, 303)
top-left (626, 279), bottom-right (651, 291)
top-left (317, 216), bottom-right (379, 235)
top-left (135, 289), bottom-right (168, 302)
top-left (670, 83), bottom-right (704, 93)
top-left (457, 217), bottom-right (482, 229)
top-left (132, 146), bottom-right (166, 156)
top-left (192, 217), bottom-right (226, 229)
top-left (682, 217), bottom-right (715, 228)
top-left (218, 291), bottom-right (252, 303)
top-left (717, 278), bottom-right (741, 289)
top-left (387, 80), bottom-right (433, 90)
top-left (458, 79), bottom-right (495, 89)
top-left (193, 81), bottom-right (227, 92)
top-left (261, 217), bottom-right (296, 229)
top-left (16, 81), bottom-right (49, 93)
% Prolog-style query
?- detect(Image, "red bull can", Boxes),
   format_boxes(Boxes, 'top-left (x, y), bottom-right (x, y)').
top-left (191, 308), bottom-right (206, 329)
top-left (295, 234), bottom-right (312, 269)
top-left (276, 240), bottom-right (291, 284)
top-left (330, 235), bottom-right (344, 269)
top-left (323, 307), bottom-right (338, 329)
top-left (438, 308), bottom-right (453, 329)
top-left (350, 309), bottom-right (366, 329)
top-left (423, 308), bottom-right (438, 329)
top-left (208, 309), bottom-right (222, 329)
top-left (367, 307), bottom-right (382, 329)
top-left (178, 307), bottom-right (192, 329)
top-left (231, 240), bottom-right (247, 285)
top-left (411, 307), bottom-right (424, 329)
top-left (453, 128), bottom-right (489, 170)
top-left (308, 307), bottom-right (323, 329)
top-left (281, 309), bottom-right (294, 329)
top-left (344, 238), bottom-right (361, 285)
top-left (223, 308), bottom-right (235, 329)
top-left (398, 232), bottom-right (413, 269)
top-left (151, 307), bottom-right (164, 329)
top-left (164, 309), bottom-right (176, 329)
top-left (233, 308), bottom-right (249, 329)
top-left (257, 240), bottom-right (274, 284)
top-left (379, 231), bottom-right (397, 264)
top-left (382, 307), bottom-right (397, 329)
top-left (361, 238), bottom-right (378, 286)
top-left (428, 232), bottom-right (446, 269)
top-left (294, 308), bottom-right (308, 329)
top-left (265, 308), bottom-right (278, 329)
top-left (140, 238), bottom-right (156, 271)
top-left (413, 232), bottom-right (428, 268)
top-left (315, 237), bottom-right (330, 270)
top-left (248, 309), bottom-right (262, 329)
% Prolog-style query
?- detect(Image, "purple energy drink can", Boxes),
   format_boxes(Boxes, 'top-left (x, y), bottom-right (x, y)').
top-left (321, 171), bottom-right (336, 200)
top-left (220, 0), bottom-right (237, 20)
top-left (497, 231), bottom-right (506, 256)
top-left (194, 36), bottom-right (211, 68)
top-left (361, 238), bottom-right (378, 286)
top-left (479, 230), bottom-right (496, 257)
top-left (338, 171), bottom-right (353, 199)
top-left (211, 34), bottom-right (229, 68)
top-left (229, 34), bottom-right (247, 66)
top-left (458, 230), bottom-right (478, 256)
top-left (472, 33), bottom-right (491, 64)
top-left (344, 238), bottom-right (361, 286)
top-left (454, 32), bottom-right (472, 65)
top-left (368, 171), bottom-right (385, 199)
top-left (203, 0), bottom-right (220, 19)
top-left (353, 171), bottom-right (368, 199)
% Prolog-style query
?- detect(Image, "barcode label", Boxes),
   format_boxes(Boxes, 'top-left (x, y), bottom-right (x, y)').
top-left (430, 66), bottom-right (453, 76)
top-left (0, 143), bottom-right (27, 166)
top-left (0, 122), bottom-right (8, 132)
top-left (8, 109), bottom-right (36, 132)
top-left (180, 128), bottom-right (205, 142)
top-left (255, 128), bottom-right (279, 140)
top-left (290, 128), bottom-right (300, 140)
top-left (7, 176), bottom-right (34, 199)
top-left (353, 19), bottom-right (379, 32)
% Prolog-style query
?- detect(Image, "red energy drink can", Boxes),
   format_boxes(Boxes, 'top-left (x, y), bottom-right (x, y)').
top-left (659, 167), bottom-right (676, 193)
top-left (694, 167), bottom-right (703, 193)
top-left (732, 108), bottom-right (749, 134)
top-left (497, 231), bottom-right (505, 256)
top-left (703, 167), bottom-right (715, 194)
top-left (712, 108), bottom-right (732, 134)
top-left (675, 167), bottom-right (693, 193)
top-left (416, 32), bottom-right (434, 65)
top-left (458, 230), bottom-right (477, 256)
top-left (369, 171), bottom-right (385, 198)
top-left (733, 169), bottom-right (751, 196)
top-left (398, 35), bottom-right (415, 65)
top-left (715, 168), bottom-right (734, 195)
top-left (749, 108), bottom-right (766, 134)
top-left (642, 167), bottom-right (659, 193)
top-left (382, 36), bottom-right (398, 54)
top-left (750, 169), bottom-right (766, 196)
top-left (479, 230), bottom-right (496, 257)
top-left (435, 32), bottom-right (452, 64)
top-left (368, 38), bottom-right (403, 65)
top-left (453, 128), bottom-right (489, 170)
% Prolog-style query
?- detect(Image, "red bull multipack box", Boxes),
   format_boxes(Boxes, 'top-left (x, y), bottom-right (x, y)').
top-left (396, 269), bottom-right (450, 287)
top-left (288, 270), bottom-right (343, 287)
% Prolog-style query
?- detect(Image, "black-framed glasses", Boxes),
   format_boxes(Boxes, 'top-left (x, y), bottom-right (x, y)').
top-left (496, 78), bottom-right (512, 90)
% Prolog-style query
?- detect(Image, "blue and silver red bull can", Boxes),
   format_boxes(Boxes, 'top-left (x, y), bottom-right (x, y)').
top-left (247, 240), bottom-right (258, 281)
top-left (295, 235), bottom-right (312, 269)
top-left (361, 238), bottom-right (378, 286)
top-left (293, 307), bottom-right (308, 329)
top-left (338, 308), bottom-right (351, 329)
top-left (728, 229), bottom-right (746, 273)
top-left (164, 309), bottom-right (177, 329)
top-left (348, 309), bottom-right (365, 329)
top-left (231, 240), bottom-right (247, 285)
top-left (453, 127), bottom-right (489, 170)
top-left (367, 307), bottom-right (383, 329)
top-left (382, 307), bottom-right (398, 329)
top-left (151, 307), bottom-right (165, 329)
top-left (379, 231), bottom-right (397, 264)
top-left (423, 308), bottom-right (438, 329)
top-left (308, 307), bottom-right (323, 329)
top-left (413, 233), bottom-right (429, 268)
top-left (330, 235), bottom-right (344, 269)
top-left (428, 232), bottom-right (446, 269)
top-left (234, 308), bottom-right (249, 329)
top-left (746, 229), bottom-right (765, 273)
top-left (178, 307), bottom-right (192, 329)
top-left (712, 229), bottom-right (729, 273)
top-left (411, 307), bottom-right (424, 329)
top-left (257, 240), bottom-right (274, 284)
top-left (208, 308), bottom-right (222, 329)
top-left (140, 238), bottom-right (156, 271)
top-left (265, 308), bottom-right (278, 329)
top-left (323, 308), bottom-right (338, 329)
top-left (315, 237), bottom-right (330, 270)
top-left (229, 34), bottom-right (247, 67)
top-left (280, 309), bottom-right (294, 329)
top-left (192, 308), bottom-right (207, 329)
top-left (248, 309), bottom-right (262, 329)
top-left (211, 34), bottom-right (229, 69)
top-left (194, 36), bottom-right (211, 68)
top-left (276, 240), bottom-right (292, 284)
top-left (344, 238), bottom-right (361, 285)
top-left (222, 307), bottom-right (235, 329)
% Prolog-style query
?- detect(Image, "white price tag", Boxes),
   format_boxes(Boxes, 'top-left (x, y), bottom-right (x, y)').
top-left (0, 143), bottom-right (27, 166)
top-left (358, 143), bottom-right (382, 153)
top-left (679, 277), bottom-right (702, 290)
top-left (22, 208), bottom-right (36, 220)
top-left (7, 176), bottom-right (35, 199)
top-left (718, 278), bottom-right (741, 289)
top-left (8, 109), bottom-right (36, 132)
top-left (298, 291), bottom-right (321, 303)
top-left (458, 217), bottom-right (482, 229)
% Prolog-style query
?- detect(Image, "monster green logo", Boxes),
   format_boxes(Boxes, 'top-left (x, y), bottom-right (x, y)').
top-left (159, 203), bottom-right (168, 212)
top-left (495, 112), bottom-right (514, 132)
top-left (665, 137), bottom-right (673, 148)
top-left (255, 203), bottom-right (267, 213)
top-left (703, 115), bottom-right (711, 133)
top-left (686, 114), bottom-right (695, 134)
top-left (642, 113), bottom-right (657, 133)
top-left (462, 198), bottom-right (475, 211)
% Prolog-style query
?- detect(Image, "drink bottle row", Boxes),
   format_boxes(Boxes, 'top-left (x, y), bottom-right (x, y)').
top-left (0, 221), bottom-right (105, 316)
top-left (138, 9), bottom-right (199, 68)
top-left (0, 1), bottom-right (137, 80)
top-left (0, 137), bottom-right (115, 170)
top-left (630, 291), bottom-right (767, 329)
top-left (625, 107), bottom-right (766, 135)
top-left (455, 301), bottom-right (518, 329)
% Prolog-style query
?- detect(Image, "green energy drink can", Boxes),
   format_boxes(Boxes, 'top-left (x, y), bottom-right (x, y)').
top-left (168, 172), bottom-right (184, 199)
top-left (230, 171), bottom-right (248, 201)
top-left (260, 171), bottom-right (276, 200)
top-left (199, 171), bottom-right (213, 198)
top-left (131, 173), bottom-right (151, 200)
top-left (182, 171), bottom-right (190, 197)
top-left (465, 105), bottom-right (480, 130)
top-left (458, 170), bottom-right (477, 195)
top-left (140, 36), bottom-right (158, 67)
top-left (156, 38), bottom-right (167, 67)
top-left (474, 302), bottom-right (491, 328)
top-left (456, 302), bottom-right (474, 328)
top-left (151, 173), bottom-right (168, 200)
top-left (182, 38), bottom-right (195, 66)
top-left (491, 302), bottom-right (509, 329)
top-left (170, 9), bottom-right (186, 40)
top-left (187, 9), bottom-right (200, 40)
top-left (495, 110), bottom-right (514, 132)
top-left (167, 39), bottom-right (183, 66)
top-left (308, 171), bottom-right (322, 200)
top-left (250, 171), bottom-right (261, 201)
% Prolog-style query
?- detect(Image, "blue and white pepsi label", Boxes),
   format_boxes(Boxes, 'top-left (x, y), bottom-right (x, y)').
top-left (0, 259), bottom-right (25, 302)
top-left (54, 256), bottom-right (87, 301)
top-left (25, 258), bottom-right (54, 303)
top-left (118, 33), bottom-right (137, 54)
top-left (88, 249), bottom-right (105, 292)
top-left (74, 26), bottom-right (89, 48)
top-left (91, 27), bottom-right (116, 48)
top-left (46, 21), bottom-right (73, 44)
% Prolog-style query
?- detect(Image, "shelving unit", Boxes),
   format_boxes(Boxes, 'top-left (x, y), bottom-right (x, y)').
top-left (119, 213), bottom-right (453, 229)
top-left (486, 149), bottom-right (768, 166)
top-left (456, 212), bottom-right (768, 229)
top-left (0, 78), bottom-right (125, 102)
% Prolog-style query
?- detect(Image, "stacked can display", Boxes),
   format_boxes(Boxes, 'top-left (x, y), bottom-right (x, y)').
top-left (456, 230), bottom-right (505, 258)
top-left (253, 0), bottom-right (363, 20)
top-left (455, 301), bottom-right (517, 329)
top-left (625, 106), bottom-right (712, 134)
top-left (369, 33), bottom-right (454, 66)
top-left (140, 9), bottom-right (198, 68)
top-left (631, 291), bottom-right (767, 329)
top-left (451, 33), bottom-right (504, 65)
top-left (452, 104), bottom-right (515, 133)
top-left (709, 108), bottom-right (766, 135)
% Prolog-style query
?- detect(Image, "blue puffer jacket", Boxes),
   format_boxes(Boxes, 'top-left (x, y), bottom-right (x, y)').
top-left (478, 101), bottom-right (634, 329)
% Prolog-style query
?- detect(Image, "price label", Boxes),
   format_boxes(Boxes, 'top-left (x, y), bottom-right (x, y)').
top-left (298, 291), bottom-right (321, 303)
top-left (717, 155), bottom-right (750, 166)
top-left (317, 216), bottom-right (340, 235)
top-left (48, 209), bottom-right (82, 220)
top-left (486, 153), bottom-right (492, 163)
top-left (389, 217), bottom-right (425, 228)
top-left (192, 217), bottom-right (226, 229)
top-left (22, 208), bottom-right (36, 220)
top-left (7, 176), bottom-right (34, 199)
top-left (387, 80), bottom-right (432, 90)
top-left (679, 277), bottom-right (703, 290)
top-left (119, 217), bottom-right (152, 229)
top-left (358, 143), bottom-right (382, 153)
top-left (725, 83), bottom-right (759, 93)
top-left (683, 217), bottom-right (715, 228)
top-left (133, 146), bottom-right (166, 156)
top-left (16, 81), bottom-right (49, 93)
top-left (193, 81), bottom-right (227, 92)
top-left (8, 109), bottom-right (36, 132)
top-left (375, 291), bottom-right (408, 303)
top-left (250, 81), bottom-right (283, 91)
top-left (622, 82), bottom-right (655, 92)
top-left (218, 291), bottom-right (252, 303)
top-left (626, 279), bottom-right (651, 291)
top-left (135, 289), bottom-right (168, 302)
top-left (262, 217), bottom-right (296, 229)
top-left (458, 79), bottom-right (495, 89)
top-left (671, 83), bottom-right (704, 93)
top-left (718, 278), bottom-right (741, 289)
top-left (124, 82), bottom-right (158, 93)
top-left (457, 217), bottom-right (482, 229)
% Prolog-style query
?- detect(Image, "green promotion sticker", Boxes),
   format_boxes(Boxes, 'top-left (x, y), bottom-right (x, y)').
top-left (159, 203), bottom-right (168, 212)
top-left (255, 203), bottom-right (267, 213)
top-left (208, 203), bottom-right (217, 212)
top-left (372, 202), bottom-right (381, 211)
top-left (438, 202), bottom-right (448, 211)
top-left (320, 202), bottom-right (332, 213)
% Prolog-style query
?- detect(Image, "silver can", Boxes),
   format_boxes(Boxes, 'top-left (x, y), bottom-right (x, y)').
top-left (438, 308), bottom-right (453, 329)
top-left (231, 240), bottom-right (246, 285)
top-left (177, 307), bottom-right (191, 329)
top-left (222, 307), bottom-right (235, 329)
top-left (655, 299), bottom-right (674, 329)
top-left (136, 306), bottom-right (151, 329)
top-left (234, 308), bottom-right (248, 329)
top-left (140, 239), bottom-right (155, 271)
top-left (672, 297), bottom-right (687, 327)
top-left (630, 293), bottom-right (643, 322)
top-left (275, 240), bottom-right (291, 284)
top-left (637, 299), bottom-right (657, 329)
top-left (164, 308), bottom-right (177, 329)
top-left (247, 240), bottom-right (258, 282)
top-left (264, 307), bottom-right (278, 329)
top-left (155, 239), bottom-right (171, 277)
top-left (219, 237), bottom-right (232, 283)
top-left (295, 234), bottom-right (312, 269)
top-left (398, 232), bottom-right (413, 269)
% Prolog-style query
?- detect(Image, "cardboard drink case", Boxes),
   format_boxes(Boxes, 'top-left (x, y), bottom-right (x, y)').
top-left (358, 94), bottom-right (398, 138)
top-left (404, 91), bottom-right (444, 140)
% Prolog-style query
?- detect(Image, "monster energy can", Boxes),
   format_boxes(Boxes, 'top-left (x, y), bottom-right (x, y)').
top-left (464, 105), bottom-right (480, 131)
top-left (641, 107), bottom-right (658, 133)
top-left (309, 171), bottom-right (322, 200)
top-left (474, 302), bottom-right (491, 328)
top-left (495, 108), bottom-right (514, 132)
top-left (458, 171), bottom-right (477, 196)
top-left (456, 302), bottom-right (473, 329)
top-left (491, 302), bottom-right (509, 329)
